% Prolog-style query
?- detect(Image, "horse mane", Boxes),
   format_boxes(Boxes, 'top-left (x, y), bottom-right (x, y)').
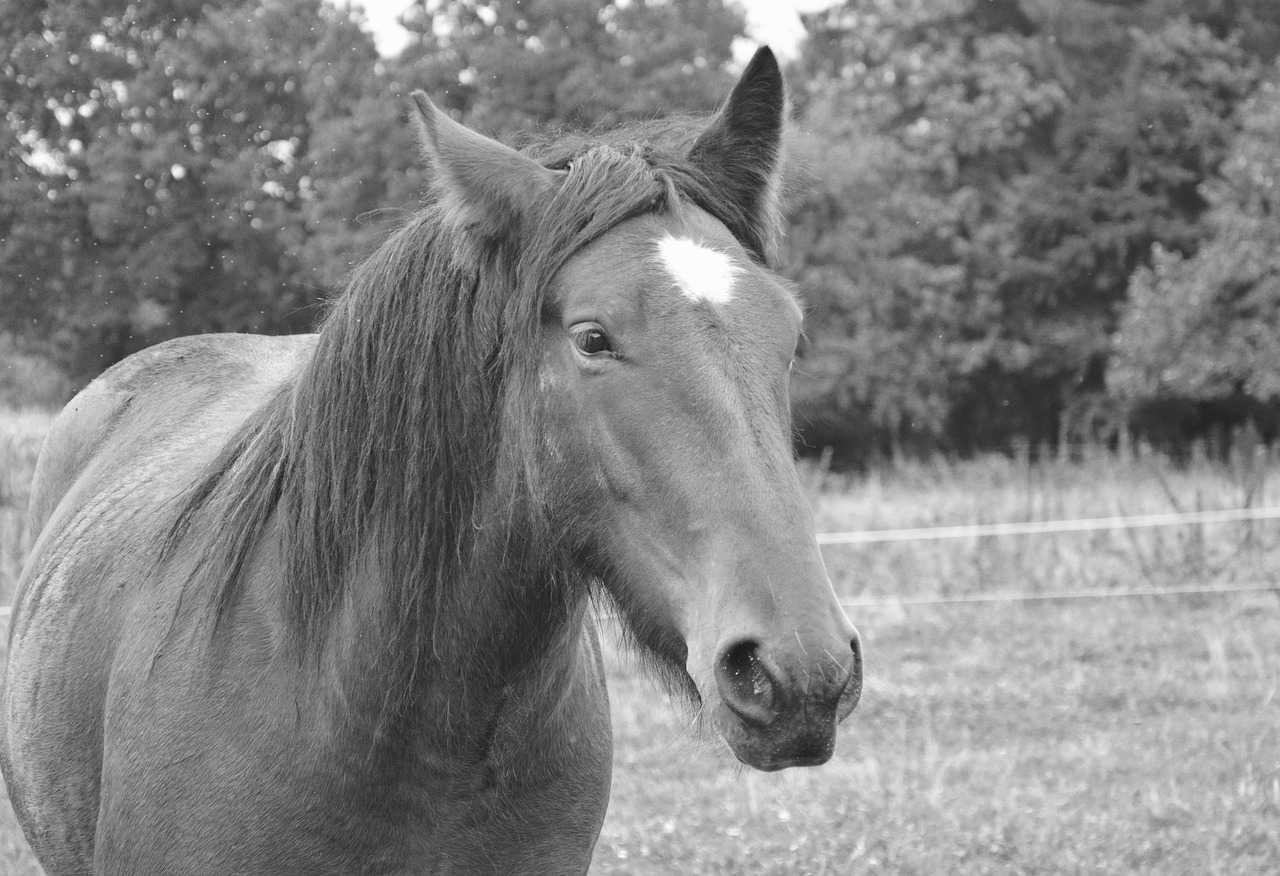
top-left (523, 117), bottom-right (781, 266)
top-left (167, 113), bottom-right (781, 677)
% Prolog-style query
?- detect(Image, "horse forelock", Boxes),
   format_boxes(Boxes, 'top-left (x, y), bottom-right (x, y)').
top-left (524, 117), bottom-right (782, 265)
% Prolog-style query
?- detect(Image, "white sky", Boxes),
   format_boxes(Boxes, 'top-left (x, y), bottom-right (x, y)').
top-left (351, 0), bottom-right (838, 61)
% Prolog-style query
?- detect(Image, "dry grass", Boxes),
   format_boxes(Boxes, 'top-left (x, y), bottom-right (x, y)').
top-left (595, 593), bottom-right (1280, 874)
top-left (808, 443), bottom-right (1280, 600)
top-left (1, 410), bottom-right (1277, 874)
top-left (0, 409), bottom-right (51, 607)
top-left (0, 407), bottom-right (53, 876)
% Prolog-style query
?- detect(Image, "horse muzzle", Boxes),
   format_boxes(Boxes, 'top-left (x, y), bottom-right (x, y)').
top-left (708, 630), bottom-right (863, 771)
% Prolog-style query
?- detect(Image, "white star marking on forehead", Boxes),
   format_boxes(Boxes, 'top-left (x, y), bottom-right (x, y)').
top-left (656, 233), bottom-right (742, 308)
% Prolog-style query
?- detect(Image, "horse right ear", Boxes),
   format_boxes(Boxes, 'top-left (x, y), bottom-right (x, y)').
top-left (688, 46), bottom-right (786, 264)
top-left (410, 92), bottom-right (559, 234)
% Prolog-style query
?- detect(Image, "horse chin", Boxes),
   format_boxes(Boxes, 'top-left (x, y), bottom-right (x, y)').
top-left (710, 701), bottom-right (841, 772)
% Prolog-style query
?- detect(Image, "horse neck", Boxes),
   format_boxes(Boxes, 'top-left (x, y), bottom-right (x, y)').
top-left (283, 246), bottom-right (588, 745)
top-left (319, 508), bottom-right (589, 749)
top-left (284, 377), bottom-right (577, 741)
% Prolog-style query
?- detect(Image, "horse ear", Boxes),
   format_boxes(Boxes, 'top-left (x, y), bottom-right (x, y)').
top-left (688, 46), bottom-right (786, 263)
top-left (410, 91), bottom-right (558, 233)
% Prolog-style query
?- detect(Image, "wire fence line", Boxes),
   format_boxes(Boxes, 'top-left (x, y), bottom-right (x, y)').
top-left (2, 506), bottom-right (1278, 622)
top-left (841, 582), bottom-right (1279, 608)
top-left (816, 505), bottom-right (1280, 545)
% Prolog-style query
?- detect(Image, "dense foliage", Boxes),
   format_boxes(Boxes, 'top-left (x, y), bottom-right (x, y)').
top-left (3, 0), bottom-right (1279, 458)
top-left (786, 0), bottom-right (1278, 457)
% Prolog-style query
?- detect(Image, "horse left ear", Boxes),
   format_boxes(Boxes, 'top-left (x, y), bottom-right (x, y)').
top-left (689, 46), bottom-right (786, 264)
top-left (410, 91), bottom-right (559, 235)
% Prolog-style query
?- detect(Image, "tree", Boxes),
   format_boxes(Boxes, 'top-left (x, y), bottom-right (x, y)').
top-left (1110, 65), bottom-right (1280, 427)
top-left (783, 0), bottom-right (1263, 458)
top-left (784, 82), bottom-right (982, 458)
top-left (395, 0), bottom-right (745, 137)
top-left (786, 0), bottom-right (1069, 456)
top-left (0, 0), bottom-right (382, 383)
top-left (991, 14), bottom-right (1257, 444)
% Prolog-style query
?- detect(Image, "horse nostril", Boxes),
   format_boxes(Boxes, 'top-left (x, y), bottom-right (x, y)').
top-left (715, 639), bottom-right (779, 726)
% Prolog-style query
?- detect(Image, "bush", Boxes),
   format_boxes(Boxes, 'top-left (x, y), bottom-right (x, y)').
top-left (0, 334), bottom-right (74, 408)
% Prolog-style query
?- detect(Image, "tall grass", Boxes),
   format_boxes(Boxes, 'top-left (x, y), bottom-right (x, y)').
top-left (0, 407), bottom-right (54, 876)
top-left (804, 439), bottom-right (1280, 603)
top-left (0, 408), bottom-right (52, 605)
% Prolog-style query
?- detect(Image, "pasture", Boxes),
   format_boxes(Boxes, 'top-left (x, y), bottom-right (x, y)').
top-left (1, 408), bottom-right (1277, 874)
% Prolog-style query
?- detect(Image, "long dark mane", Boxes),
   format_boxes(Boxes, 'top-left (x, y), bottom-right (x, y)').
top-left (167, 113), bottom-right (780, 679)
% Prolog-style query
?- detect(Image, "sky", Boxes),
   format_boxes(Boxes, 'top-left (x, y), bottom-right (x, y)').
top-left (351, 0), bottom-right (838, 61)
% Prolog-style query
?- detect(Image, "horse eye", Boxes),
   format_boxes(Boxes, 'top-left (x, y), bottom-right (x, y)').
top-left (572, 327), bottom-right (612, 356)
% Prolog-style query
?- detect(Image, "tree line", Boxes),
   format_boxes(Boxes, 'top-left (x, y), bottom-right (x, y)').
top-left (3, 0), bottom-right (1279, 461)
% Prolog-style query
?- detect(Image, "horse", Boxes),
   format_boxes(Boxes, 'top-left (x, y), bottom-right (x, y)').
top-left (1, 47), bottom-right (861, 875)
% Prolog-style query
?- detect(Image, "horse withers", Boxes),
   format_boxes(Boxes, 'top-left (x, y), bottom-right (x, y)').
top-left (1, 47), bottom-right (861, 875)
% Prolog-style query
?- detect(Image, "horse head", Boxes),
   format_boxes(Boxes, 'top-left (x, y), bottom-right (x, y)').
top-left (411, 48), bottom-right (861, 772)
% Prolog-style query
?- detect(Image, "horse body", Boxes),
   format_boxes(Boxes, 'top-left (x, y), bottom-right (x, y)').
top-left (2, 49), bottom-right (862, 875)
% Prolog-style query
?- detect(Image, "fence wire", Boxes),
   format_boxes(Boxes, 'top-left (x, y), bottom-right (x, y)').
top-left (841, 582), bottom-right (1278, 608)
top-left (817, 505), bottom-right (1280, 545)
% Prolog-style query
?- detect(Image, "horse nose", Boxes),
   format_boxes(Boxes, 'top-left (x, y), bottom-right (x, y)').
top-left (715, 632), bottom-right (863, 726)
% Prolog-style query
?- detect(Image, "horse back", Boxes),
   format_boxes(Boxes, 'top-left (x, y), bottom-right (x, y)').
top-left (1, 333), bottom-right (314, 875)
top-left (24, 334), bottom-right (312, 535)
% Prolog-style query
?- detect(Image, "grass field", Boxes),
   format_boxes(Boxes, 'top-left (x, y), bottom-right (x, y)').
top-left (1, 408), bottom-right (1277, 874)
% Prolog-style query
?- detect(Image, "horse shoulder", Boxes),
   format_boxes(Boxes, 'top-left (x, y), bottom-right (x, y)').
top-left (27, 333), bottom-right (316, 535)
